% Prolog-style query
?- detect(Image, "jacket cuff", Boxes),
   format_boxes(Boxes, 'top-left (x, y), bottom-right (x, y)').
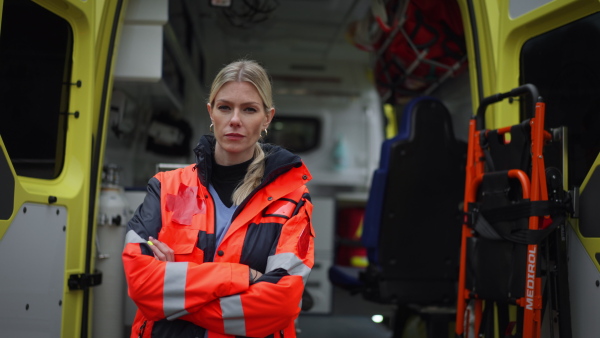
top-left (229, 263), bottom-right (250, 294)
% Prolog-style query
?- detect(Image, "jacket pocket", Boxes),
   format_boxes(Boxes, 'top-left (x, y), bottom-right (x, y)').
top-left (158, 227), bottom-right (205, 262)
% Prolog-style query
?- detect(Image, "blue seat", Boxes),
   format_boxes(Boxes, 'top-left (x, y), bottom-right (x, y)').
top-left (329, 97), bottom-right (466, 310)
top-left (362, 97), bottom-right (466, 306)
top-left (361, 97), bottom-right (427, 267)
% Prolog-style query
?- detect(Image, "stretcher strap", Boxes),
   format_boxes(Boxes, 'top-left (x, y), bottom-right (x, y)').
top-left (471, 209), bottom-right (564, 245)
top-left (480, 200), bottom-right (553, 221)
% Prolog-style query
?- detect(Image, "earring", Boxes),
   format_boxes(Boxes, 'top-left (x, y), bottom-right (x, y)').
top-left (209, 123), bottom-right (214, 133)
top-left (261, 129), bottom-right (268, 138)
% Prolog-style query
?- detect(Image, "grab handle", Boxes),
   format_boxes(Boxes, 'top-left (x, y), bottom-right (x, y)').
top-left (476, 84), bottom-right (541, 130)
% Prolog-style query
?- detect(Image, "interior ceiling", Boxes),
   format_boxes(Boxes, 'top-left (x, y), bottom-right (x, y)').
top-left (178, 0), bottom-right (373, 64)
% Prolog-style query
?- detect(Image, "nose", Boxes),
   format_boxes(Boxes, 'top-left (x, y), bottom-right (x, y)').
top-left (230, 108), bottom-right (242, 126)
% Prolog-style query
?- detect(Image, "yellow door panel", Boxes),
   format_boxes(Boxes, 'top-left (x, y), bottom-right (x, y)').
top-left (458, 0), bottom-right (600, 130)
top-left (0, 0), bottom-right (126, 336)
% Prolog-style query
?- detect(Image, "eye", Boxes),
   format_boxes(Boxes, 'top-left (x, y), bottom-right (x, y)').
top-left (245, 107), bottom-right (258, 113)
top-left (217, 105), bottom-right (230, 111)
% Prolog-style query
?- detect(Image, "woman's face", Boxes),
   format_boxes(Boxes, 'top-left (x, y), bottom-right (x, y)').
top-left (208, 81), bottom-right (274, 165)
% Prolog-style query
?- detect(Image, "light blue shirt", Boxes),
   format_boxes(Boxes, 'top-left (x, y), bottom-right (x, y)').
top-left (208, 184), bottom-right (237, 250)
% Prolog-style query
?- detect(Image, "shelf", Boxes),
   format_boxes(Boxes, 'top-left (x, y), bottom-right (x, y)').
top-left (308, 169), bottom-right (370, 187)
top-left (336, 191), bottom-right (368, 204)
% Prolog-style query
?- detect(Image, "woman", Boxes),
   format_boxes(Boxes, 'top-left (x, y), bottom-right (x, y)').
top-left (122, 59), bottom-right (314, 338)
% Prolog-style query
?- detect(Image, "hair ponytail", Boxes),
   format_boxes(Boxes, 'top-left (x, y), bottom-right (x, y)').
top-left (232, 143), bottom-right (266, 206)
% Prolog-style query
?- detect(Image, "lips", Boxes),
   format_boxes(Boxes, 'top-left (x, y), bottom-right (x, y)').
top-left (225, 133), bottom-right (244, 140)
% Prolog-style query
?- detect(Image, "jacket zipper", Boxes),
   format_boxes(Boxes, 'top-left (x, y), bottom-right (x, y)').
top-left (138, 320), bottom-right (147, 338)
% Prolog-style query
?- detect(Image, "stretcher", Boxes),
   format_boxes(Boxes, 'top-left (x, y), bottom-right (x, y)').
top-left (455, 84), bottom-right (571, 337)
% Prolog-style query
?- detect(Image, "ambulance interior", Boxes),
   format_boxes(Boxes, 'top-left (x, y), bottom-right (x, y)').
top-left (103, 1), bottom-right (472, 337)
top-left (0, 0), bottom-right (472, 337)
top-left (6, 0), bottom-right (600, 336)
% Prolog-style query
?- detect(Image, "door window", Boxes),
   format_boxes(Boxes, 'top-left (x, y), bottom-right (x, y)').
top-left (0, 0), bottom-right (74, 179)
top-left (521, 12), bottom-right (600, 188)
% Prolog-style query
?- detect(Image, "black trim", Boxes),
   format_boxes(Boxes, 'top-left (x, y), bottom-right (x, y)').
top-left (153, 319), bottom-right (208, 336)
top-left (0, 147), bottom-right (14, 220)
top-left (580, 166), bottom-right (600, 237)
top-left (81, 1), bottom-right (123, 336)
top-left (292, 199), bottom-right (305, 217)
top-left (263, 213), bottom-right (290, 219)
top-left (127, 177), bottom-right (163, 258)
top-left (198, 230), bottom-right (217, 262)
top-left (68, 271), bottom-right (103, 290)
top-left (240, 222), bottom-right (284, 273)
top-left (466, 0), bottom-right (484, 107)
top-left (256, 268), bottom-right (290, 285)
top-left (263, 198), bottom-right (298, 219)
top-left (292, 193), bottom-right (311, 217)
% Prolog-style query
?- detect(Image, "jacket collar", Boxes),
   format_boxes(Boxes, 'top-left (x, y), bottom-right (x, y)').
top-left (192, 134), bottom-right (304, 189)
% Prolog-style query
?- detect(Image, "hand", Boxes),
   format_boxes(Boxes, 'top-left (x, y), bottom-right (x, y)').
top-left (250, 268), bottom-right (263, 282)
top-left (148, 236), bottom-right (175, 262)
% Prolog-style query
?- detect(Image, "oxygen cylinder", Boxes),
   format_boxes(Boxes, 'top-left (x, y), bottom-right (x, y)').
top-left (93, 164), bottom-right (130, 338)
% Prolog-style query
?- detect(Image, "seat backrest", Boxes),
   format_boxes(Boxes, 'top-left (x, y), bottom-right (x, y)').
top-left (361, 97), bottom-right (426, 264)
top-left (361, 96), bottom-right (466, 304)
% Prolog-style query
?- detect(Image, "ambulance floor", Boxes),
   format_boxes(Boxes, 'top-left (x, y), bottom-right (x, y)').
top-left (297, 285), bottom-right (395, 337)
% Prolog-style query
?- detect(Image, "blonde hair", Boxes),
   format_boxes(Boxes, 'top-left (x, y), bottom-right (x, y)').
top-left (209, 59), bottom-right (274, 111)
top-left (209, 59), bottom-right (273, 205)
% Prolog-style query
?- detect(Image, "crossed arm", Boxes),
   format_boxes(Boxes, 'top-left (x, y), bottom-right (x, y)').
top-left (147, 236), bottom-right (263, 281)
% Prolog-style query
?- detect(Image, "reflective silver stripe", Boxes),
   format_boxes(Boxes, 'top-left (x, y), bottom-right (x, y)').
top-left (220, 295), bottom-right (246, 336)
top-left (166, 309), bottom-right (189, 321)
top-left (125, 229), bottom-right (146, 244)
top-left (164, 262), bottom-right (189, 320)
top-left (266, 252), bottom-right (311, 283)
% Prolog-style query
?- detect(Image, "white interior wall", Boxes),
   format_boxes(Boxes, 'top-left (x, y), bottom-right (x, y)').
top-left (106, 0), bottom-right (209, 188)
top-left (430, 70), bottom-right (473, 142)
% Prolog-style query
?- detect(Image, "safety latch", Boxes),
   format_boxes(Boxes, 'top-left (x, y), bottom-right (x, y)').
top-left (68, 270), bottom-right (103, 290)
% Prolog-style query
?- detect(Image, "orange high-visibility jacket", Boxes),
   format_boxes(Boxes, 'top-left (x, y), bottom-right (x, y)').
top-left (123, 136), bottom-right (314, 338)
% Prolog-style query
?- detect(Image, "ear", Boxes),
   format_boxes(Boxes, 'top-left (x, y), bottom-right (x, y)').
top-left (207, 103), bottom-right (213, 118)
top-left (263, 107), bottom-right (275, 129)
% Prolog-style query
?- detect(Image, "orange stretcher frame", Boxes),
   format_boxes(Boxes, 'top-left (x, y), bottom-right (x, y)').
top-left (455, 85), bottom-right (552, 338)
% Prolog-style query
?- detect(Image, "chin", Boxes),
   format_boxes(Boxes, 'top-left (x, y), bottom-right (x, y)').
top-left (218, 136), bottom-right (258, 155)
top-left (222, 143), bottom-right (252, 155)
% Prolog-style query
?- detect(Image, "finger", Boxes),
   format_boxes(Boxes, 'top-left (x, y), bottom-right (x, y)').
top-left (161, 245), bottom-right (174, 262)
top-left (155, 241), bottom-right (175, 261)
top-left (149, 245), bottom-right (167, 261)
top-left (151, 246), bottom-right (167, 261)
top-left (250, 269), bottom-right (263, 281)
top-left (149, 236), bottom-right (175, 262)
top-left (147, 237), bottom-right (167, 261)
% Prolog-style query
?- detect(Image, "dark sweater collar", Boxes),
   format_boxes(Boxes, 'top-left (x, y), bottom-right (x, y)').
top-left (212, 156), bottom-right (252, 182)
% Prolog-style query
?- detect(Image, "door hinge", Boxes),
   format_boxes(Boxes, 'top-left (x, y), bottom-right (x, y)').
top-left (569, 186), bottom-right (580, 218)
top-left (68, 270), bottom-right (103, 290)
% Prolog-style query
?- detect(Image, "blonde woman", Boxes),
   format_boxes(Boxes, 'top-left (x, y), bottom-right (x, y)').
top-left (123, 60), bottom-right (314, 338)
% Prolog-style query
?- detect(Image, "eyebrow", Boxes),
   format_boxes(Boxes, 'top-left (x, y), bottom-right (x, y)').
top-left (215, 99), bottom-right (261, 106)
